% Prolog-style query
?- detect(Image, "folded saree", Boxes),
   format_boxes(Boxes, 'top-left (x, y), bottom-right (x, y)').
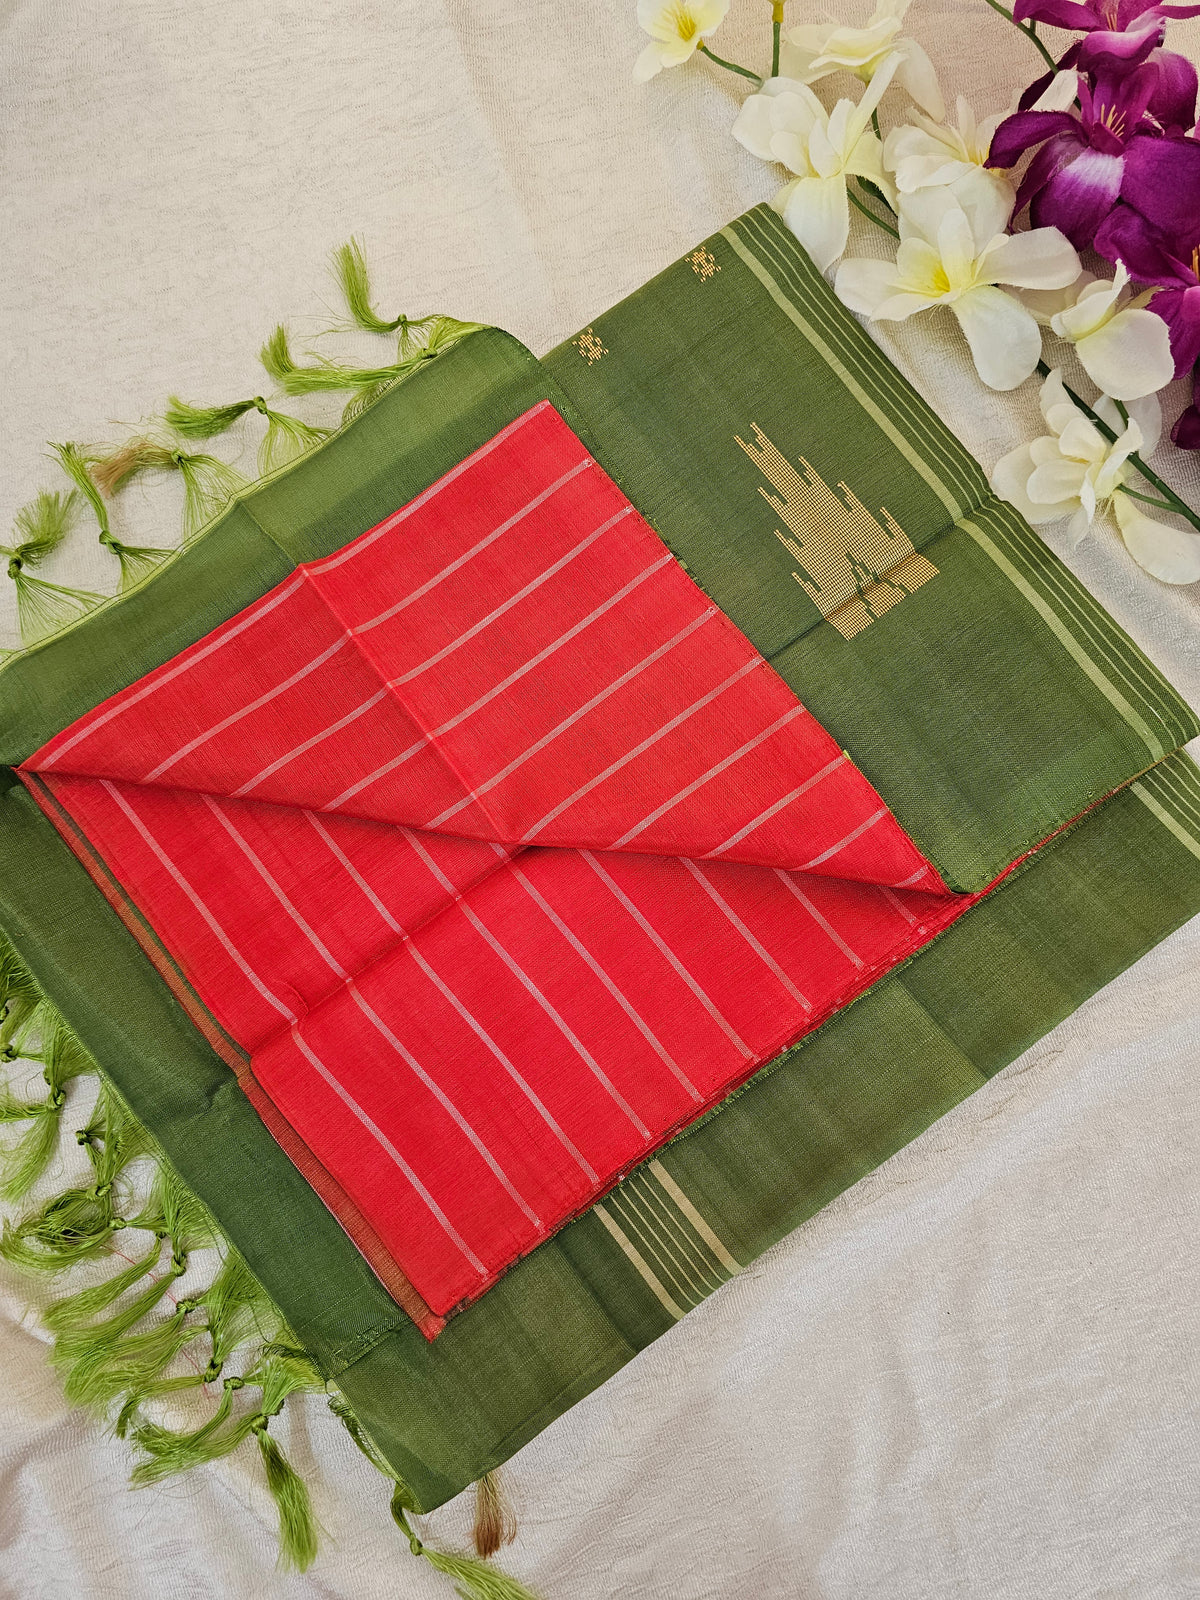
top-left (2, 207), bottom-right (1198, 1566)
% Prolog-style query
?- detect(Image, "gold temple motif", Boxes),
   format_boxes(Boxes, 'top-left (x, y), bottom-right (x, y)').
top-left (574, 327), bottom-right (608, 365)
top-left (735, 423), bottom-right (938, 640)
top-left (687, 247), bottom-right (720, 281)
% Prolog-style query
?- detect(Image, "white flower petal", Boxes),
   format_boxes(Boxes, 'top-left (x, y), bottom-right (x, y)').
top-left (1028, 457), bottom-right (1090, 504)
top-left (1057, 414), bottom-right (1108, 465)
top-left (894, 235), bottom-right (946, 296)
top-left (1029, 69), bottom-right (1080, 112)
top-left (896, 185), bottom-right (960, 245)
top-left (949, 167), bottom-right (1015, 226)
top-left (633, 40), bottom-right (670, 81)
top-left (1074, 309), bottom-right (1175, 401)
top-left (991, 443), bottom-right (1078, 524)
top-left (949, 285), bottom-right (1042, 389)
top-left (986, 226), bottom-right (1080, 291)
top-left (1113, 497), bottom-right (1200, 584)
top-left (893, 39), bottom-right (945, 119)
top-left (1019, 276), bottom-right (1092, 326)
top-left (834, 256), bottom-right (905, 316)
top-left (1124, 393), bottom-right (1162, 455)
top-left (780, 175), bottom-right (851, 273)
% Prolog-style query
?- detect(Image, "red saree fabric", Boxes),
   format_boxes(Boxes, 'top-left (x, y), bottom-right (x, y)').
top-left (21, 403), bottom-right (972, 1329)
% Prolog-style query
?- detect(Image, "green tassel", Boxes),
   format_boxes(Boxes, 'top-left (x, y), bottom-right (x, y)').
top-left (0, 1083), bottom-right (149, 1272)
top-left (164, 394), bottom-right (329, 479)
top-left (89, 438), bottom-right (246, 545)
top-left (0, 935), bottom-right (43, 1049)
top-left (392, 1498), bottom-right (542, 1600)
top-left (255, 1422), bottom-right (319, 1570)
top-left (260, 315), bottom-right (484, 423)
top-left (49, 441), bottom-right (170, 592)
top-left (330, 237), bottom-right (441, 339)
top-left (58, 1297), bottom-right (203, 1411)
top-left (333, 1396), bottom-right (538, 1599)
top-left (41, 1239), bottom-right (163, 1333)
top-left (129, 1374), bottom-right (255, 1479)
top-left (0, 1011), bottom-right (93, 1203)
top-left (0, 490), bottom-right (105, 648)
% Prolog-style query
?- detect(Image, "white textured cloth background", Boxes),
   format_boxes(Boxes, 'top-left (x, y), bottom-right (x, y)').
top-left (2, 3), bottom-right (1199, 1596)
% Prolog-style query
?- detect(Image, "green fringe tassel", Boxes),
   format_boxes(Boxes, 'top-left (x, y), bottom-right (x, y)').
top-left (0, 1013), bottom-right (93, 1203)
top-left (330, 237), bottom-right (443, 340)
top-left (49, 442), bottom-right (171, 591)
top-left (329, 1397), bottom-right (541, 1599)
top-left (261, 313), bottom-right (484, 425)
top-left (164, 395), bottom-right (330, 479)
top-left (0, 491), bottom-right (104, 648)
top-left (392, 1497), bottom-right (542, 1600)
top-left (129, 1347), bottom-right (323, 1569)
top-left (89, 438), bottom-right (247, 544)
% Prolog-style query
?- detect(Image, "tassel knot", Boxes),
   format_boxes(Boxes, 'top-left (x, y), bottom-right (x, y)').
top-left (203, 1356), bottom-right (223, 1382)
top-left (252, 397), bottom-right (270, 415)
top-left (6, 557), bottom-right (22, 579)
top-left (223, 1375), bottom-right (245, 1392)
top-left (75, 1127), bottom-right (93, 1145)
top-left (174, 1296), bottom-right (200, 1316)
top-left (47, 1085), bottom-right (66, 1109)
top-left (91, 1180), bottom-right (112, 1199)
top-left (170, 1248), bottom-right (188, 1273)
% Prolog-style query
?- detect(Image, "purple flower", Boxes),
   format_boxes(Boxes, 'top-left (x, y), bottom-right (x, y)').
top-left (1014, 0), bottom-right (1200, 56)
top-left (988, 63), bottom-right (1164, 246)
top-left (1094, 204), bottom-right (1200, 374)
top-left (1172, 372), bottom-right (1200, 449)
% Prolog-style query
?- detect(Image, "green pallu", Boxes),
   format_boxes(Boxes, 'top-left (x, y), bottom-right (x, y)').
top-left (1, 205), bottom-right (1198, 1546)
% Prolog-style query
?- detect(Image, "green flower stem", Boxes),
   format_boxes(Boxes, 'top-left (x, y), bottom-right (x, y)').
top-left (849, 184), bottom-right (901, 238)
top-left (982, 0), bottom-right (1059, 71)
top-left (772, 1), bottom-right (784, 77)
top-left (871, 109), bottom-right (882, 139)
top-left (697, 41), bottom-right (762, 83)
top-left (1036, 359), bottom-right (1200, 536)
top-left (1117, 484), bottom-right (1183, 513)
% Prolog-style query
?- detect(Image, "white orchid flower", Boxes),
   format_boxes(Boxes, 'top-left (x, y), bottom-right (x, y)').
top-left (784, 0), bottom-right (945, 119)
top-left (633, 0), bottom-right (731, 81)
top-left (1017, 264), bottom-right (1173, 401)
top-left (834, 186), bottom-right (1081, 389)
top-left (1028, 69), bottom-right (1080, 111)
top-left (732, 59), bottom-right (899, 273)
top-left (992, 370), bottom-right (1200, 584)
top-left (883, 97), bottom-right (1015, 216)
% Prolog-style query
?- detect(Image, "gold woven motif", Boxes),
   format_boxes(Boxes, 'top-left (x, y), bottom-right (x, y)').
top-left (736, 423), bottom-right (938, 640)
top-left (687, 247), bottom-right (720, 281)
top-left (574, 327), bottom-right (608, 365)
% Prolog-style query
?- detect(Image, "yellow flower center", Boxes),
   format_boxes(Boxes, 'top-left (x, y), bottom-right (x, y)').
top-left (672, 4), bottom-right (699, 40)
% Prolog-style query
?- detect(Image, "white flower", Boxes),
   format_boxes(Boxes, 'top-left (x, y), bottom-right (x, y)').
top-left (1028, 69), bottom-right (1080, 111)
top-left (834, 186), bottom-right (1081, 389)
top-left (784, 0), bottom-right (944, 119)
top-left (883, 97), bottom-right (1015, 216)
top-left (1017, 264), bottom-right (1174, 401)
top-left (732, 60), bottom-right (899, 273)
top-left (992, 370), bottom-right (1200, 584)
top-left (633, 0), bottom-right (731, 81)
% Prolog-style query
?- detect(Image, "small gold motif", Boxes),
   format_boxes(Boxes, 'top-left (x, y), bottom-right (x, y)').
top-left (688, 247), bottom-right (720, 281)
top-left (736, 423), bottom-right (938, 640)
top-left (574, 327), bottom-right (608, 365)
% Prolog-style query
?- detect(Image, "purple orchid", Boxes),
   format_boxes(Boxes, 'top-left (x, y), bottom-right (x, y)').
top-left (987, 60), bottom-right (1200, 249)
top-left (1093, 203), bottom-right (1200, 374)
top-left (1014, 0), bottom-right (1200, 67)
